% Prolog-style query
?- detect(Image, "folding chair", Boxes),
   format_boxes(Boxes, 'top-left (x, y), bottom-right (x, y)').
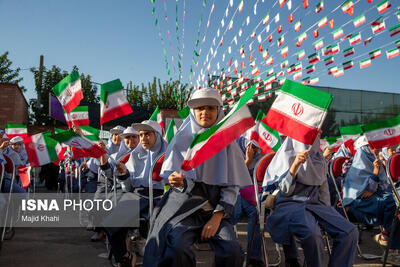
top-left (382, 152), bottom-right (400, 267)
top-left (328, 156), bottom-right (381, 260)
top-left (250, 152), bottom-right (281, 267)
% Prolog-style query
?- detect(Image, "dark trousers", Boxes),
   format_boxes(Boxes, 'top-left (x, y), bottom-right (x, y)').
top-left (158, 209), bottom-right (243, 267)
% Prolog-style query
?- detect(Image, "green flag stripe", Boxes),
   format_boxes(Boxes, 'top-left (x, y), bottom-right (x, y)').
top-left (51, 130), bottom-right (80, 143)
top-left (52, 72), bottom-right (80, 97)
top-left (190, 85), bottom-right (256, 148)
top-left (5, 123), bottom-right (26, 128)
top-left (339, 124), bottom-right (364, 135)
top-left (281, 80), bottom-right (333, 110)
top-left (362, 114), bottom-right (400, 132)
top-left (100, 79), bottom-right (124, 103)
top-left (42, 132), bottom-right (59, 161)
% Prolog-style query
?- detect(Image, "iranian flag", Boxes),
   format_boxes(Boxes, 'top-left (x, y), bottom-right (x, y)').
top-left (100, 79), bottom-right (133, 125)
top-left (262, 49), bottom-right (269, 59)
top-left (343, 46), bottom-right (355, 57)
top-left (362, 114), bottom-right (400, 149)
top-left (313, 39), bottom-right (324, 50)
top-left (181, 85), bottom-right (256, 171)
top-left (281, 59), bottom-right (289, 69)
top-left (333, 68), bottom-right (344, 78)
top-left (262, 80), bottom-right (333, 145)
top-left (324, 56), bottom-right (335, 65)
top-left (306, 64), bottom-right (316, 73)
top-left (353, 14), bottom-right (366, 27)
top-left (349, 33), bottom-right (361, 45)
top-left (318, 17), bottom-right (328, 28)
top-left (238, 0), bottom-right (244, 13)
top-left (295, 21), bottom-right (301, 32)
top-left (308, 52), bottom-right (320, 64)
top-left (258, 93), bottom-right (267, 102)
top-left (343, 60), bottom-right (354, 70)
top-left (297, 49), bottom-right (306, 60)
top-left (266, 67), bottom-right (274, 76)
top-left (52, 72), bottom-right (83, 115)
top-left (302, 76), bottom-right (311, 85)
top-left (5, 123), bottom-right (27, 139)
top-left (265, 74), bottom-right (276, 85)
top-left (377, 0), bottom-right (391, 13)
top-left (250, 111), bottom-right (281, 154)
top-left (340, 124), bottom-right (364, 155)
top-left (252, 67), bottom-right (260, 76)
top-left (369, 48), bottom-right (382, 59)
top-left (263, 13), bottom-right (270, 25)
top-left (315, 0), bottom-right (324, 13)
top-left (279, 0), bottom-right (286, 7)
top-left (330, 43), bottom-right (340, 54)
top-left (332, 27), bottom-right (344, 39)
top-left (165, 118), bottom-right (178, 143)
top-left (281, 46), bottom-right (289, 58)
top-left (80, 126), bottom-right (101, 141)
top-left (51, 130), bottom-right (106, 159)
top-left (293, 70), bottom-right (302, 80)
top-left (266, 56), bottom-right (274, 65)
top-left (298, 32), bottom-right (307, 44)
top-left (389, 23), bottom-right (400, 37)
top-left (64, 106), bottom-right (89, 127)
top-left (23, 132), bottom-right (59, 167)
top-left (360, 58), bottom-right (372, 68)
top-left (386, 48), bottom-right (400, 58)
top-left (277, 36), bottom-right (285, 47)
top-left (309, 77), bottom-right (319, 85)
top-left (341, 0), bottom-right (354, 14)
top-left (371, 18), bottom-right (385, 34)
top-left (328, 66), bottom-right (338, 75)
top-left (320, 136), bottom-right (343, 151)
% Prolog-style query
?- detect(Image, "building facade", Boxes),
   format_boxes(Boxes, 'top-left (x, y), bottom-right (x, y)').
top-left (0, 83), bottom-right (29, 129)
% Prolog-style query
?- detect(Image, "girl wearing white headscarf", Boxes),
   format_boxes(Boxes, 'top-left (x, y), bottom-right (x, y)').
top-left (263, 137), bottom-right (358, 267)
top-left (144, 88), bottom-right (251, 267)
top-left (343, 145), bottom-right (400, 251)
top-left (101, 123), bottom-right (167, 265)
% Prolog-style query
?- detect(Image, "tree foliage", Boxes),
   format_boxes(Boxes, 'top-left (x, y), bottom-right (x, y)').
top-left (0, 51), bottom-right (25, 92)
top-left (30, 65), bottom-right (98, 125)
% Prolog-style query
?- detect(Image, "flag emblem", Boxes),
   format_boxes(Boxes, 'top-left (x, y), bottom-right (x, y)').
top-left (384, 128), bottom-right (395, 136)
top-left (263, 132), bottom-right (273, 142)
top-left (292, 103), bottom-right (304, 116)
top-left (37, 144), bottom-right (45, 151)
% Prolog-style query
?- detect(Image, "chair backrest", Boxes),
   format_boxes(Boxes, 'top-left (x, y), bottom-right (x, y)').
top-left (3, 155), bottom-right (14, 174)
top-left (329, 156), bottom-right (351, 179)
top-left (387, 152), bottom-right (400, 183)
top-left (152, 153), bottom-right (166, 182)
top-left (254, 152), bottom-right (275, 183)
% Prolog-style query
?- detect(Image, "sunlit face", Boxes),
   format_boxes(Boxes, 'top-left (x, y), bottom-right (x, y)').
top-left (11, 142), bottom-right (22, 152)
top-left (387, 145), bottom-right (397, 157)
top-left (124, 135), bottom-right (139, 149)
top-left (194, 105), bottom-right (218, 128)
top-left (112, 133), bottom-right (122, 145)
top-left (139, 130), bottom-right (156, 150)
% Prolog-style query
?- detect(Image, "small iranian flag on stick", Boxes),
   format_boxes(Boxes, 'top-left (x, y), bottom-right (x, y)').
top-left (340, 124), bottom-right (364, 155)
top-left (64, 106), bottom-right (89, 127)
top-left (100, 79), bottom-right (133, 125)
top-left (5, 123), bottom-right (27, 139)
top-left (386, 48), bottom-right (400, 58)
top-left (23, 132), bottom-right (59, 167)
top-left (360, 58), bottom-right (372, 68)
top-left (262, 80), bottom-right (333, 145)
top-left (51, 130), bottom-right (106, 159)
top-left (362, 114), bottom-right (400, 149)
top-left (52, 71), bottom-right (83, 114)
top-left (181, 85), bottom-right (256, 171)
top-left (250, 110), bottom-right (281, 154)
top-left (389, 23), bottom-right (400, 37)
top-left (377, 0), bottom-right (391, 13)
top-left (165, 118), bottom-right (178, 143)
top-left (150, 106), bottom-right (164, 131)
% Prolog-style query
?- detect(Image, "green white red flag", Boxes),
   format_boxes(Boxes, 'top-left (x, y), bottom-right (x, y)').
top-left (339, 124), bottom-right (364, 155)
top-left (52, 71), bottom-right (83, 114)
top-left (23, 132), bottom-right (59, 167)
top-left (389, 23), bottom-right (400, 37)
top-left (5, 123), bottom-right (27, 139)
top-left (64, 106), bottom-right (89, 127)
top-left (165, 118), bottom-right (178, 143)
top-left (361, 114), bottom-right (400, 149)
top-left (100, 79), bottom-right (133, 125)
top-left (250, 110), bottom-right (281, 154)
top-left (262, 80), bottom-right (333, 145)
top-left (51, 130), bottom-right (106, 159)
top-left (150, 105), bottom-right (164, 131)
top-left (376, 0), bottom-right (391, 13)
top-left (320, 136), bottom-right (342, 151)
top-left (181, 85), bottom-right (256, 171)
top-left (386, 48), bottom-right (399, 59)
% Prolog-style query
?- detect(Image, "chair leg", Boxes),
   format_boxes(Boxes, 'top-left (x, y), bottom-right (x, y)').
top-left (382, 208), bottom-right (400, 267)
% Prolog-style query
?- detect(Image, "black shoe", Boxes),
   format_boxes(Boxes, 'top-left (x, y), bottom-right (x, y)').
top-left (118, 254), bottom-right (133, 267)
top-left (285, 258), bottom-right (301, 267)
top-left (249, 259), bottom-right (266, 267)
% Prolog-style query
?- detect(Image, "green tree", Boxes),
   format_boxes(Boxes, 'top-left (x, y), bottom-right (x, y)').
top-left (0, 51), bottom-right (26, 92)
top-left (30, 65), bottom-right (98, 125)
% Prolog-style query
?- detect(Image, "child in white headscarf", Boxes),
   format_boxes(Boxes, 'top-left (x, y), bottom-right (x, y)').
top-left (144, 88), bottom-right (252, 267)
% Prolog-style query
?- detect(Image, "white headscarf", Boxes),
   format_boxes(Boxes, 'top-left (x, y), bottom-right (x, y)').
top-left (263, 137), bottom-right (327, 187)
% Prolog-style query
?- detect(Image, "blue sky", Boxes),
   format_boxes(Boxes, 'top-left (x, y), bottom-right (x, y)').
top-left (0, 0), bottom-right (399, 102)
